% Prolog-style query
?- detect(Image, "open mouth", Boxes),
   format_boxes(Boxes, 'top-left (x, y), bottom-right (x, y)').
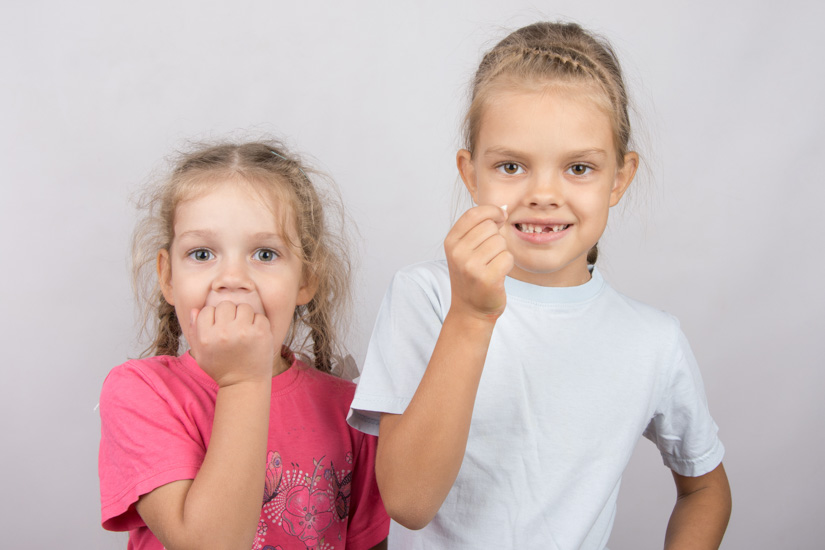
top-left (515, 223), bottom-right (570, 234)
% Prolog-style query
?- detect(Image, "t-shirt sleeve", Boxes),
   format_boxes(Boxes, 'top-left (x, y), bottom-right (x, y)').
top-left (98, 361), bottom-right (206, 531)
top-left (643, 327), bottom-right (725, 477)
top-left (343, 428), bottom-right (390, 549)
top-left (348, 265), bottom-right (446, 435)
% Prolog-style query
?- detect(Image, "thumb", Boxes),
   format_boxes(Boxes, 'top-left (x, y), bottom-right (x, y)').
top-left (496, 204), bottom-right (510, 229)
top-left (189, 308), bottom-right (199, 334)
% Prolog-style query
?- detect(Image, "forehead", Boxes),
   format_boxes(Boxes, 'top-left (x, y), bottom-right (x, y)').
top-left (478, 84), bottom-right (615, 153)
top-left (173, 177), bottom-right (296, 236)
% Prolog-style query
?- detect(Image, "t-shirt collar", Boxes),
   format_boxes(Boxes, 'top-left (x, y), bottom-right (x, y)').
top-left (503, 265), bottom-right (605, 305)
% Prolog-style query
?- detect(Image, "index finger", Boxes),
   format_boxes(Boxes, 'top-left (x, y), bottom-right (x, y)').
top-left (451, 204), bottom-right (509, 240)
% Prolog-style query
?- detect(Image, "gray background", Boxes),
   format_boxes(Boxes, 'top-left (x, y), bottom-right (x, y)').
top-left (1, 1), bottom-right (823, 548)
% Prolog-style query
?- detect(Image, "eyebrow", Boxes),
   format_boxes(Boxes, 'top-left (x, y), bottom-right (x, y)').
top-left (175, 229), bottom-right (216, 240)
top-left (481, 147), bottom-right (528, 160)
top-left (563, 148), bottom-right (608, 159)
top-left (481, 147), bottom-right (608, 159)
top-left (175, 230), bottom-right (285, 242)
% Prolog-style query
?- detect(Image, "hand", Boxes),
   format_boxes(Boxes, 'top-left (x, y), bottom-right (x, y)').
top-left (188, 301), bottom-right (276, 387)
top-left (444, 205), bottom-right (513, 321)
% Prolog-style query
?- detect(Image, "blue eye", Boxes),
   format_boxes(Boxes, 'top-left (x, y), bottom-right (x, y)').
top-left (189, 249), bottom-right (214, 261)
top-left (497, 162), bottom-right (524, 175)
top-left (567, 164), bottom-right (591, 176)
top-left (254, 248), bottom-right (279, 262)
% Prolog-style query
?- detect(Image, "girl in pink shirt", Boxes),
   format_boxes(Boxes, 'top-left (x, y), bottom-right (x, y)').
top-left (99, 140), bottom-right (389, 550)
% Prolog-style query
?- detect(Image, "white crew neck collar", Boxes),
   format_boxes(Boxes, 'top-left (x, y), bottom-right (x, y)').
top-left (504, 266), bottom-right (605, 305)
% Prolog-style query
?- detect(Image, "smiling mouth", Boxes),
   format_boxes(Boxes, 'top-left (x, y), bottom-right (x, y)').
top-left (515, 223), bottom-right (570, 234)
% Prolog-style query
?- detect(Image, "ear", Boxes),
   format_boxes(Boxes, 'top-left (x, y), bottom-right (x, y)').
top-left (157, 249), bottom-right (175, 306)
top-left (296, 270), bottom-right (319, 307)
top-left (456, 149), bottom-right (479, 204)
top-left (609, 151), bottom-right (638, 207)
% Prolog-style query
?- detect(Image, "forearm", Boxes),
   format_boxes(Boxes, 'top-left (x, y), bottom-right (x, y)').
top-left (376, 310), bottom-right (495, 529)
top-left (139, 379), bottom-right (271, 550)
top-left (665, 464), bottom-right (731, 550)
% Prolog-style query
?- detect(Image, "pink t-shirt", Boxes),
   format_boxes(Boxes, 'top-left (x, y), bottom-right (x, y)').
top-left (99, 352), bottom-right (389, 550)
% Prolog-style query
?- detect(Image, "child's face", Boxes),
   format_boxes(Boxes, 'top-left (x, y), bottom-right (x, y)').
top-left (158, 180), bottom-right (315, 358)
top-left (457, 85), bottom-right (638, 287)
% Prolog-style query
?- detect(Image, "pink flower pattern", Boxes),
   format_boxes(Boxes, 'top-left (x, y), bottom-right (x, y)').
top-left (281, 485), bottom-right (335, 546)
top-left (257, 452), bottom-right (352, 549)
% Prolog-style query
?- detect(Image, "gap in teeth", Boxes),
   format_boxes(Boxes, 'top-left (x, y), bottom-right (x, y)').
top-left (516, 223), bottom-right (569, 233)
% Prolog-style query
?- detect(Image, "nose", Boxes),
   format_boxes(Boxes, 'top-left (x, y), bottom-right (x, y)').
top-left (526, 171), bottom-right (563, 208)
top-left (212, 255), bottom-right (254, 292)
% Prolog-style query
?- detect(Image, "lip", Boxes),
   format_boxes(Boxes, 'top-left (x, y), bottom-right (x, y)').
top-left (510, 220), bottom-right (572, 244)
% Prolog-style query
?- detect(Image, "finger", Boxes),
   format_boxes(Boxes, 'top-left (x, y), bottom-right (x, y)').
top-left (462, 248), bottom-right (513, 290)
top-left (456, 218), bottom-right (504, 253)
top-left (472, 233), bottom-right (509, 267)
top-left (252, 311), bottom-right (272, 331)
top-left (189, 308), bottom-right (200, 341)
top-left (195, 306), bottom-right (216, 343)
top-left (487, 248), bottom-right (515, 277)
top-left (498, 204), bottom-right (509, 226)
top-left (214, 300), bottom-right (238, 323)
top-left (234, 303), bottom-right (256, 324)
top-left (449, 205), bottom-right (509, 243)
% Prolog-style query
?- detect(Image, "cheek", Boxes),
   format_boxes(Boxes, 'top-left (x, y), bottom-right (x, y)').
top-left (475, 177), bottom-right (516, 205)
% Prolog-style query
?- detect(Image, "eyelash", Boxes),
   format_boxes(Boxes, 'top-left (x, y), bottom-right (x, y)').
top-left (495, 162), bottom-right (595, 177)
top-left (496, 162), bottom-right (525, 176)
top-left (567, 164), bottom-right (593, 176)
top-left (186, 248), bottom-right (280, 262)
top-left (253, 248), bottom-right (279, 262)
top-left (188, 248), bottom-right (214, 262)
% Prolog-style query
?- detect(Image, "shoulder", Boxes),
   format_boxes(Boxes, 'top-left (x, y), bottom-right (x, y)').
top-left (290, 362), bottom-right (374, 444)
top-left (595, 279), bottom-right (698, 383)
top-left (101, 356), bottom-right (179, 398)
top-left (100, 354), bottom-right (213, 417)
top-left (393, 259), bottom-right (449, 286)
top-left (384, 260), bottom-right (451, 312)
top-left (599, 276), bottom-right (683, 341)
top-left (294, 360), bottom-right (357, 401)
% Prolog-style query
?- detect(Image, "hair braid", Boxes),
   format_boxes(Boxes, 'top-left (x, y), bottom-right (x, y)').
top-left (152, 297), bottom-right (182, 356)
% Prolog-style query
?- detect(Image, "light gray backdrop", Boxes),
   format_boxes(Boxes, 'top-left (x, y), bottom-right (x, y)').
top-left (1, 1), bottom-right (822, 548)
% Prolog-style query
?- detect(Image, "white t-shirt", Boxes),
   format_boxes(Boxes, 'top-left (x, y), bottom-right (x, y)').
top-left (349, 261), bottom-right (724, 550)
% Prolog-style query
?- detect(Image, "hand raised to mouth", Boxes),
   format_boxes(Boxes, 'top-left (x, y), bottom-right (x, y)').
top-left (188, 301), bottom-right (277, 387)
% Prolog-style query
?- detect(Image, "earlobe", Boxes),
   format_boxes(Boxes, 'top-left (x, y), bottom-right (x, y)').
top-left (456, 149), bottom-right (479, 203)
top-left (157, 249), bottom-right (175, 305)
top-left (609, 152), bottom-right (639, 207)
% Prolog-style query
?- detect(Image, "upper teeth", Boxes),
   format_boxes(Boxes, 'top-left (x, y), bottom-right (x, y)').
top-left (517, 223), bottom-right (568, 234)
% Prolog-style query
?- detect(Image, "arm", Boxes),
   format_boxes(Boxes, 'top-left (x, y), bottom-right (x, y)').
top-left (369, 539), bottom-right (388, 550)
top-left (376, 205), bottom-right (512, 529)
top-left (136, 302), bottom-right (275, 550)
top-left (664, 462), bottom-right (731, 549)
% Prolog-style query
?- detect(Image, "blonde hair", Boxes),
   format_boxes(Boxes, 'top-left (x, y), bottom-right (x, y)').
top-left (463, 22), bottom-right (634, 264)
top-left (132, 140), bottom-right (351, 373)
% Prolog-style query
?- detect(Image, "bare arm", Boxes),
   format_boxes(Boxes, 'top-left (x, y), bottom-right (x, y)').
top-left (665, 462), bottom-right (731, 549)
top-left (136, 302), bottom-right (275, 550)
top-left (369, 538), bottom-right (388, 550)
top-left (376, 205), bottom-right (512, 529)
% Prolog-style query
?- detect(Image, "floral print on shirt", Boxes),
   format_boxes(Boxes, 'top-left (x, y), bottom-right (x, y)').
top-left (253, 449), bottom-right (355, 550)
